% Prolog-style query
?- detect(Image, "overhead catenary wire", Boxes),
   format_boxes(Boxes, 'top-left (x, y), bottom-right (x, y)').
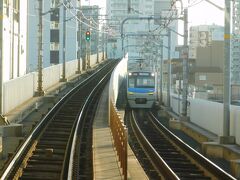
top-left (188, 0), bottom-right (205, 8)
top-left (67, 1), bottom-right (115, 35)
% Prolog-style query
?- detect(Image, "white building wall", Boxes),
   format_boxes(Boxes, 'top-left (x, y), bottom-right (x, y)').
top-left (2, 16), bottom-right (11, 82)
top-left (19, 0), bottom-right (28, 76)
top-left (1, 0), bottom-right (28, 82)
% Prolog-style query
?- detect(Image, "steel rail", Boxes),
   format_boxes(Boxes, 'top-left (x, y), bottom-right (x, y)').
top-left (0, 61), bottom-right (115, 179)
top-left (149, 112), bottom-right (236, 180)
top-left (67, 64), bottom-right (115, 179)
top-left (130, 111), bottom-right (180, 179)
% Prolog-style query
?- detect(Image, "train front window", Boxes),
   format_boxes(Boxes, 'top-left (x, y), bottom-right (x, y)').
top-left (128, 78), bottom-right (135, 88)
top-left (136, 77), bottom-right (154, 88)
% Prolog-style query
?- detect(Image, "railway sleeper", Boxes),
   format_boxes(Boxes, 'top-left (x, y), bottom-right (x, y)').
top-left (22, 164), bottom-right (62, 172)
top-left (147, 170), bottom-right (160, 179)
top-left (37, 144), bottom-right (66, 150)
top-left (30, 155), bottom-right (64, 161)
top-left (49, 119), bottom-right (75, 122)
top-left (45, 127), bottom-right (72, 132)
top-left (34, 148), bottom-right (65, 155)
top-left (163, 157), bottom-right (190, 161)
top-left (168, 163), bottom-right (199, 169)
top-left (175, 173), bottom-right (211, 180)
top-left (38, 140), bottom-right (67, 146)
top-left (54, 114), bottom-right (79, 118)
top-left (172, 167), bottom-right (204, 174)
top-left (41, 132), bottom-right (70, 137)
top-left (20, 171), bottom-right (60, 180)
top-left (48, 122), bottom-right (74, 127)
top-left (159, 152), bottom-right (186, 158)
top-left (27, 159), bottom-right (62, 165)
top-left (40, 136), bottom-right (69, 142)
top-left (156, 149), bottom-right (180, 154)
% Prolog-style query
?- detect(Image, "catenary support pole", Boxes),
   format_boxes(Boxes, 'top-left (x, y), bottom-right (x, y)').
top-left (61, 0), bottom-right (67, 81)
top-left (223, 0), bottom-right (231, 137)
top-left (181, 8), bottom-right (189, 119)
top-left (37, 0), bottom-right (44, 96)
top-left (160, 40), bottom-right (163, 104)
top-left (167, 29), bottom-right (171, 108)
top-left (76, 0), bottom-right (81, 73)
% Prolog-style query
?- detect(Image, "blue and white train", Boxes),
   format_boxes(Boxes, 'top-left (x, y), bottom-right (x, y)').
top-left (127, 71), bottom-right (157, 108)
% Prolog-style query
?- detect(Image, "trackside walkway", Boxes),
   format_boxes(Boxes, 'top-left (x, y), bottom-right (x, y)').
top-left (93, 83), bottom-right (148, 180)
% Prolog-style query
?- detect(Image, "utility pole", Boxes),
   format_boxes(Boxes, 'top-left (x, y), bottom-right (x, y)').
top-left (167, 29), bottom-right (171, 109)
top-left (36, 0), bottom-right (44, 96)
top-left (102, 30), bottom-right (105, 60)
top-left (181, 8), bottom-right (188, 120)
top-left (222, 0), bottom-right (235, 143)
top-left (105, 32), bottom-right (108, 59)
top-left (160, 40), bottom-right (163, 105)
top-left (96, 14), bottom-right (99, 63)
top-left (76, 0), bottom-right (81, 74)
top-left (61, 0), bottom-right (67, 81)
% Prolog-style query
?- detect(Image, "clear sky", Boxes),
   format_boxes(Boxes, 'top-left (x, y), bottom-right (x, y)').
top-left (186, 0), bottom-right (224, 26)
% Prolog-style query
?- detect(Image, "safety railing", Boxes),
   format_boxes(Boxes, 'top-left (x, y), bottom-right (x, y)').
top-left (110, 101), bottom-right (128, 180)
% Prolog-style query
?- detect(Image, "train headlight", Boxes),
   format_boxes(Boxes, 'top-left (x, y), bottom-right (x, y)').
top-left (148, 92), bottom-right (154, 95)
top-left (128, 72), bottom-right (132, 76)
top-left (151, 73), bottom-right (155, 76)
top-left (128, 92), bottom-right (134, 95)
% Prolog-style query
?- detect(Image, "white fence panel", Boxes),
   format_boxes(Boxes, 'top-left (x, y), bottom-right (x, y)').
top-left (190, 99), bottom-right (223, 136)
top-left (65, 60), bottom-right (78, 78)
top-left (90, 54), bottom-right (97, 67)
top-left (163, 91), bottom-right (240, 145)
top-left (230, 105), bottom-right (240, 145)
top-left (171, 94), bottom-right (183, 115)
top-left (2, 56), bottom-right (101, 115)
top-left (3, 74), bottom-right (34, 114)
top-left (42, 64), bottom-right (61, 90)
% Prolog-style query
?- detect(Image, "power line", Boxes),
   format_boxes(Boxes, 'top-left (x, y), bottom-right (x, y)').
top-left (62, 1), bottom-right (111, 34)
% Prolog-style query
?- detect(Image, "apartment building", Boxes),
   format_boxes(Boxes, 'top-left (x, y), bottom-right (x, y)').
top-left (0, 0), bottom-right (28, 82)
top-left (189, 25), bottom-right (224, 59)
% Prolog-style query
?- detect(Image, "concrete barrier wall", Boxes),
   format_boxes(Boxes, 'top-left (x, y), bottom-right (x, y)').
top-left (109, 55), bottom-right (127, 103)
top-left (163, 92), bottom-right (240, 145)
top-left (190, 98), bottom-right (240, 145)
top-left (162, 91), bottom-right (183, 115)
top-left (171, 94), bottom-right (183, 115)
top-left (3, 74), bottom-right (35, 114)
top-left (65, 60), bottom-right (78, 79)
top-left (3, 54), bottom-right (103, 115)
top-left (230, 105), bottom-right (240, 144)
top-left (90, 54), bottom-right (97, 67)
top-left (42, 64), bottom-right (61, 90)
top-left (190, 99), bottom-right (223, 136)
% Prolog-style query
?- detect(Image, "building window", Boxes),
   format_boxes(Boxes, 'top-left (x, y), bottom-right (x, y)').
top-left (13, 0), bottom-right (19, 22)
top-left (199, 75), bottom-right (206, 81)
top-left (4, 0), bottom-right (9, 17)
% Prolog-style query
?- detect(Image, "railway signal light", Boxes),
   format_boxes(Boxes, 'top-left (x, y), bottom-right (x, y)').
top-left (86, 31), bottom-right (90, 41)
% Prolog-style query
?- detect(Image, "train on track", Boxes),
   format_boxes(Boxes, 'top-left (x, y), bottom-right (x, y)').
top-left (127, 71), bottom-right (157, 108)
